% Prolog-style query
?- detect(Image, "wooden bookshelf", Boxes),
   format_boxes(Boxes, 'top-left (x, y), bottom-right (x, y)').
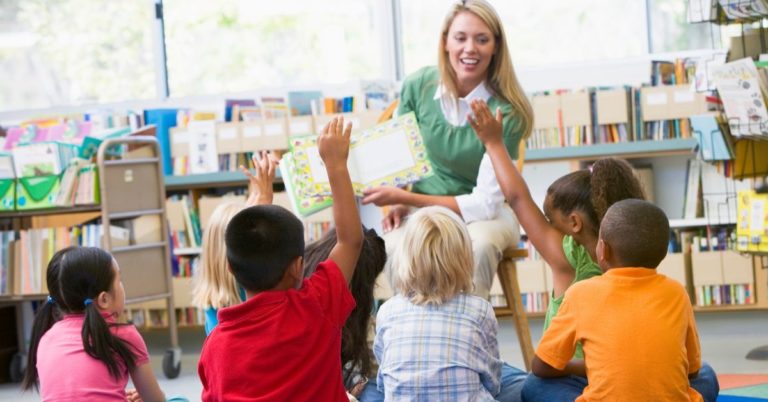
top-left (527, 138), bottom-right (698, 162)
top-left (165, 170), bottom-right (283, 190)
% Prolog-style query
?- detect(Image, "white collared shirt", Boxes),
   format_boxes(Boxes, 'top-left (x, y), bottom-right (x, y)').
top-left (432, 82), bottom-right (506, 223)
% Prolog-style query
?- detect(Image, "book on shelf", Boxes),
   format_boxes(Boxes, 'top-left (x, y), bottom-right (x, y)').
top-left (690, 114), bottom-right (734, 161)
top-left (711, 58), bottom-right (768, 138)
top-left (279, 112), bottom-right (434, 217)
top-left (288, 91), bottom-right (323, 116)
top-left (683, 159), bottom-right (703, 219)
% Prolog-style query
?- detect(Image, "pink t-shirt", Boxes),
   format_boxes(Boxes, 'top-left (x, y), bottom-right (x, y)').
top-left (37, 313), bottom-right (150, 402)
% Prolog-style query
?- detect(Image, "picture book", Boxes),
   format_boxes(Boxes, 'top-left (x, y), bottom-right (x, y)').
top-left (690, 114), bottom-right (734, 161)
top-left (279, 112), bottom-right (433, 217)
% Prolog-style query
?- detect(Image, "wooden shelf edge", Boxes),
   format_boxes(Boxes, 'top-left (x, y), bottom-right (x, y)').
top-left (165, 170), bottom-right (284, 190)
top-left (0, 204), bottom-right (101, 219)
top-left (527, 138), bottom-right (697, 162)
top-left (693, 304), bottom-right (768, 313)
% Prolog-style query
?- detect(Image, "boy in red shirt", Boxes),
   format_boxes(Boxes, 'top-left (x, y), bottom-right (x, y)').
top-left (198, 116), bottom-right (363, 402)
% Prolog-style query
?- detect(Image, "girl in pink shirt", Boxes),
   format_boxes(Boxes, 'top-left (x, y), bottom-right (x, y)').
top-left (21, 246), bottom-right (167, 402)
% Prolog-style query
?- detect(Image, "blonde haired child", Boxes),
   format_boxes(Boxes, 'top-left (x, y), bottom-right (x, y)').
top-left (192, 151), bottom-right (277, 335)
top-left (361, 206), bottom-right (526, 402)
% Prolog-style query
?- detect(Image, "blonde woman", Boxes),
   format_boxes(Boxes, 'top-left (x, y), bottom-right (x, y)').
top-left (360, 206), bottom-right (526, 402)
top-left (192, 152), bottom-right (277, 335)
top-left (362, 0), bottom-right (532, 299)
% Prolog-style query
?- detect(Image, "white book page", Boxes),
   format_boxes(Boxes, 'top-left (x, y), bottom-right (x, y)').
top-left (349, 129), bottom-right (414, 184)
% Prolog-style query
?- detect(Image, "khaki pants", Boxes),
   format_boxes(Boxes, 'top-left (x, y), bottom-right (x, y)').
top-left (374, 205), bottom-right (520, 300)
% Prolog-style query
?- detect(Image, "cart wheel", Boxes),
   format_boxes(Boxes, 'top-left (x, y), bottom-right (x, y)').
top-left (163, 348), bottom-right (181, 379)
top-left (9, 352), bottom-right (25, 383)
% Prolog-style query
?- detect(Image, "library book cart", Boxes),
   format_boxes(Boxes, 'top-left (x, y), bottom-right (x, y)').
top-left (0, 134), bottom-right (182, 381)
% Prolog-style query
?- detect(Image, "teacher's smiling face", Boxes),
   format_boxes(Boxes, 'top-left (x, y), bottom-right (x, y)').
top-left (445, 11), bottom-right (496, 97)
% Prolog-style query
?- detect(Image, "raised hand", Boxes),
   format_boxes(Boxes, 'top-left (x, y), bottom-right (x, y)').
top-left (241, 150), bottom-right (278, 206)
top-left (318, 116), bottom-right (352, 170)
top-left (468, 99), bottom-right (504, 147)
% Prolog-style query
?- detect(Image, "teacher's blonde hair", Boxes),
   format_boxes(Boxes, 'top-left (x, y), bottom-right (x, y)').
top-left (437, 0), bottom-right (533, 139)
top-left (393, 206), bottom-right (474, 305)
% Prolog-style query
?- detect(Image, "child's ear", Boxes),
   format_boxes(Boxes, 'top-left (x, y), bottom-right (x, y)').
top-left (96, 290), bottom-right (111, 310)
top-left (568, 212), bottom-right (583, 234)
top-left (288, 256), bottom-right (304, 282)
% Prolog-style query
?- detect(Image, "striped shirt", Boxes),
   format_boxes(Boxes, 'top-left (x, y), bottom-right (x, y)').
top-left (374, 293), bottom-right (502, 401)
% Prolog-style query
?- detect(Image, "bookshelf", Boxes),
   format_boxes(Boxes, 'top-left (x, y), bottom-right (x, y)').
top-left (524, 138), bottom-right (768, 315)
top-left (0, 135), bottom-right (185, 381)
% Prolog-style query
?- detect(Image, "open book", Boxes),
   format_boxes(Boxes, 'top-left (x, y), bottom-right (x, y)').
top-left (279, 112), bottom-right (433, 217)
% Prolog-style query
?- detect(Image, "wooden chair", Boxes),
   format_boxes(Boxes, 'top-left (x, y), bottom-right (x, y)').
top-left (377, 101), bottom-right (536, 370)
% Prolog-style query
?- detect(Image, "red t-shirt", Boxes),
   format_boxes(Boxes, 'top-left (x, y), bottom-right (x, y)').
top-left (198, 258), bottom-right (355, 402)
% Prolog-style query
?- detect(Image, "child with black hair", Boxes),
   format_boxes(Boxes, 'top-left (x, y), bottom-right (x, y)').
top-left (525, 199), bottom-right (719, 401)
top-left (303, 226), bottom-right (386, 398)
top-left (470, 100), bottom-right (719, 401)
top-left (22, 246), bottom-right (167, 402)
top-left (197, 116), bottom-right (363, 402)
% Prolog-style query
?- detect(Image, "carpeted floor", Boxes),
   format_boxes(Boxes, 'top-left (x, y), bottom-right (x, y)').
top-left (718, 374), bottom-right (768, 400)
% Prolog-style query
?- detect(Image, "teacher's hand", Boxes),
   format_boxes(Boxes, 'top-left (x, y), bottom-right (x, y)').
top-left (381, 204), bottom-right (410, 233)
top-left (362, 186), bottom-right (410, 207)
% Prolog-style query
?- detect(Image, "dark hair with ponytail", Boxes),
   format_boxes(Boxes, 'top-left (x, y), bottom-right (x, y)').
top-left (21, 247), bottom-right (69, 390)
top-left (22, 247), bottom-right (137, 391)
top-left (303, 226), bottom-right (386, 390)
top-left (546, 158), bottom-right (646, 236)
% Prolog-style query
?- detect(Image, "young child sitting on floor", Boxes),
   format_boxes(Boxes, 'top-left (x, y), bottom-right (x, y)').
top-left (525, 199), bottom-right (718, 401)
top-left (303, 226), bottom-right (386, 398)
top-left (22, 247), bottom-right (169, 402)
top-left (361, 206), bottom-right (526, 402)
top-left (197, 116), bottom-right (363, 402)
top-left (192, 151), bottom-right (278, 335)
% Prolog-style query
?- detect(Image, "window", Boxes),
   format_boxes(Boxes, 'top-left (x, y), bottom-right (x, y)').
top-left (163, 0), bottom-right (385, 97)
top-left (400, 0), bottom-right (648, 76)
top-left (649, 0), bottom-right (725, 53)
top-left (0, 0), bottom-right (157, 112)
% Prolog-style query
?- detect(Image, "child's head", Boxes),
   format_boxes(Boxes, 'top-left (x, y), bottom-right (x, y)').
top-left (23, 247), bottom-right (136, 391)
top-left (597, 199), bottom-right (669, 271)
top-left (393, 206), bottom-right (473, 305)
top-left (225, 205), bottom-right (305, 292)
top-left (303, 226), bottom-right (386, 387)
top-left (193, 201), bottom-right (246, 310)
top-left (544, 158), bottom-right (645, 243)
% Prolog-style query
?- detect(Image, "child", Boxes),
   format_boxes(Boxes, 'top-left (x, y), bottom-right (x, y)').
top-left (303, 227), bottom-right (386, 398)
top-left (525, 199), bottom-right (718, 401)
top-left (469, 101), bottom-right (720, 402)
top-left (469, 99), bottom-right (645, 357)
top-left (21, 246), bottom-right (166, 402)
top-left (363, 206), bottom-right (526, 402)
top-left (192, 151), bottom-right (277, 335)
top-left (197, 116), bottom-right (363, 401)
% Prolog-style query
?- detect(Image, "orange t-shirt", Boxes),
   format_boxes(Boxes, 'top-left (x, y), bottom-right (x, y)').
top-left (536, 267), bottom-right (703, 402)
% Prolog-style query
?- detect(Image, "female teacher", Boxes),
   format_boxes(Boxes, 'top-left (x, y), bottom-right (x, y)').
top-left (362, 0), bottom-right (532, 299)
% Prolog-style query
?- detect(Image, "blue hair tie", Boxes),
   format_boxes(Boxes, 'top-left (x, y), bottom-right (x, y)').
top-left (84, 298), bottom-right (93, 307)
top-left (46, 296), bottom-right (55, 305)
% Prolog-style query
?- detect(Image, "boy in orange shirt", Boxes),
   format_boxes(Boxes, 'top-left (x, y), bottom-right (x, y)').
top-left (524, 199), bottom-right (719, 401)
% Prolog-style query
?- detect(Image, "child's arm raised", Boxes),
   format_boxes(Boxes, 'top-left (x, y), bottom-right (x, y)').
top-left (318, 116), bottom-right (363, 283)
top-left (241, 150), bottom-right (278, 206)
top-left (468, 99), bottom-right (574, 292)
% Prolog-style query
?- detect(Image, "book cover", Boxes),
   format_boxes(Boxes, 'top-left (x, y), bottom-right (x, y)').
top-left (280, 112), bottom-right (433, 217)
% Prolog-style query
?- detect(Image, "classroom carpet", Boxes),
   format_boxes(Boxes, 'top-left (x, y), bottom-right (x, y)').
top-left (718, 375), bottom-right (768, 401)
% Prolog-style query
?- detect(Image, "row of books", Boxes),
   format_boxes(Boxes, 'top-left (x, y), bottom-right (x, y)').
top-left (682, 158), bottom-right (752, 220)
top-left (490, 291), bottom-right (550, 314)
top-left (173, 256), bottom-right (198, 278)
top-left (0, 224), bottom-right (131, 295)
top-left (694, 284), bottom-right (753, 307)
top-left (166, 195), bottom-right (202, 249)
top-left (127, 307), bottom-right (205, 329)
